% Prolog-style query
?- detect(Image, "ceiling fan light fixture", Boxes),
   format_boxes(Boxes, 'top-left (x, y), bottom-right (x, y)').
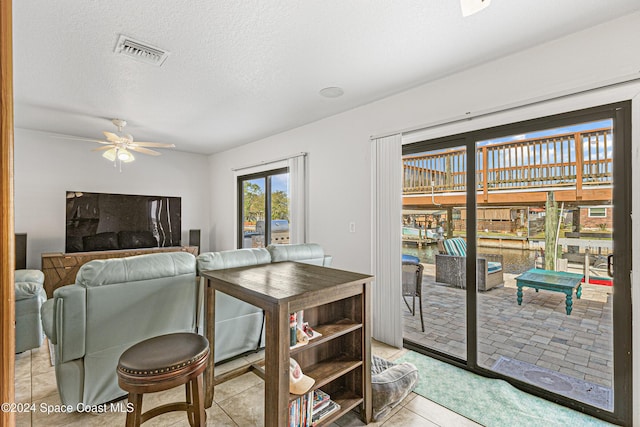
top-left (102, 147), bottom-right (118, 162)
top-left (118, 149), bottom-right (135, 163)
top-left (460, 0), bottom-right (491, 17)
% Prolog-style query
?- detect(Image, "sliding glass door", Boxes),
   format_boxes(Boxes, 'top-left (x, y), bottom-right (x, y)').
top-left (403, 142), bottom-right (468, 361)
top-left (402, 102), bottom-right (631, 425)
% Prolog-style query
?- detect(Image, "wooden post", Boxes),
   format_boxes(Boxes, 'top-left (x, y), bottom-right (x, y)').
top-left (482, 146), bottom-right (488, 202)
top-left (446, 207), bottom-right (454, 238)
top-left (545, 192), bottom-right (558, 271)
top-left (0, 1), bottom-right (15, 426)
top-left (584, 248), bottom-right (590, 285)
top-left (575, 132), bottom-right (583, 200)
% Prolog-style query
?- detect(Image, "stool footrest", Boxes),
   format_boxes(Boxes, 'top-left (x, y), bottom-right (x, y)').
top-left (140, 402), bottom-right (190, 424)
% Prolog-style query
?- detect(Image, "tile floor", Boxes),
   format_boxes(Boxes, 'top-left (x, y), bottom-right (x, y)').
top-left (13, 339), bottom-right (481, 426)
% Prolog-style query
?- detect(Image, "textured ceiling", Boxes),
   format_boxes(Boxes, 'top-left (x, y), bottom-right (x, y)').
top-left (12, 1), bottom-right (640, 155)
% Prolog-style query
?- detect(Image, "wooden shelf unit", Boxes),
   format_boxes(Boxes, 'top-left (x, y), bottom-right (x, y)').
top-left (289, 296), bottom-right (367, 425)
top-left (201, 261), bottom-right (373, 427)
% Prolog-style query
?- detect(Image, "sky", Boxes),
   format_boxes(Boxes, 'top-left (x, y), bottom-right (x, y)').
top-left (478, 119), bottom-right (613, 146)
top-left (404, 119), bottom-right (614, 172)
top-left (245, 172), bottom-right (289, 194)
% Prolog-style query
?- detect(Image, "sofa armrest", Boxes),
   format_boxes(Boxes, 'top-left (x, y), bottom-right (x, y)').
top-left (48, 285), bottom-right (87, 363)
top-left (41, 299), bottom-right (56, 344)
top-left (323, 255), bottom-right (333, 266)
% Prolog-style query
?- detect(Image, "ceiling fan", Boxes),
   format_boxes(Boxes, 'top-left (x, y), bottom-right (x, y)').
top-left (55, 118), bottom-right (175, 168)
top-left (90, 118), bottom-right (175, 164)
top-left (460, 0), bottom-right (491, 17)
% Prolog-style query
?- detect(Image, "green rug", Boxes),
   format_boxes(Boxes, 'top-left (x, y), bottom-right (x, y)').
top-left (396, 351), bottom-right (615, 427)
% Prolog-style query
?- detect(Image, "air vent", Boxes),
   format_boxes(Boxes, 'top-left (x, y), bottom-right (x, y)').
top-left (114, 35), bottom-right (169, 66)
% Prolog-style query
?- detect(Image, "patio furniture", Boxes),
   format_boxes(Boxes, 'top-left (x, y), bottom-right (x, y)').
top-left (402, 261), bottom-right (424, 332)
top-left (435, 237), bottom-right (503, 291)
top-left (402, 254), bottom-right (420, 264)
top-left (515, 268), bottom-right (583, 315)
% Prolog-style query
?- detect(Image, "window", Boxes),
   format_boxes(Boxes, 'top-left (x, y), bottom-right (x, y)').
top-left (589, 207), bottom-right (607, 217)
top-left (237, 168), bottom-right (290, 248)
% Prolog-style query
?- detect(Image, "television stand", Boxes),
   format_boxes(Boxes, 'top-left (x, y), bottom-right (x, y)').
top-left (41, 246), bottom-right (199, 297)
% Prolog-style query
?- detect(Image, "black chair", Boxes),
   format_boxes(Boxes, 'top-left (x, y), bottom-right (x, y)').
top-left (402, 261), bottom-right (424, 332)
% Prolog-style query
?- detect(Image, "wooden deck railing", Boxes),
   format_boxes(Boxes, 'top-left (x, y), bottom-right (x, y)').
top-left (403, 128), bottom-right (613, 195)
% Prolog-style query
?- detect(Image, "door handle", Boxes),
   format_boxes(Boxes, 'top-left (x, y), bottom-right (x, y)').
top-left (607, 254), bottom-right (614, 277)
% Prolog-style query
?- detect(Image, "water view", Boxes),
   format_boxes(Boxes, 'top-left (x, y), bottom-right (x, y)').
top-left (402, 243), bottom-right (537, 274)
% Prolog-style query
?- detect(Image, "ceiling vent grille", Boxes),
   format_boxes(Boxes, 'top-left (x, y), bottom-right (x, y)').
top-left (114, 35), bottom-right (169, 66)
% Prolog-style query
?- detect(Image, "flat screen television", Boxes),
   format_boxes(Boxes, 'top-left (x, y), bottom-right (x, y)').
top-left (65, 191), bottom-right (181, 253)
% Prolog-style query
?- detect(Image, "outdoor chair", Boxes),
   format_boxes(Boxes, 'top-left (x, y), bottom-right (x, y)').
top-left (402, 261), bottom-right (424, 332)
top-left (435, 237), bottom-right (504, 291)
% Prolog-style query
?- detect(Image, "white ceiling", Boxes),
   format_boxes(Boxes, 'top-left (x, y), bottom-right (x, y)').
top-left (12, 1), bottom-right (640, 155)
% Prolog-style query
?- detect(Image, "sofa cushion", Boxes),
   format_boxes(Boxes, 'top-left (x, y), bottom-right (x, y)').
top-left (76, 252), bottom-right (196, 287)
top-left (267, 243), bottom-right (325, 265)
top-left (488, 261), bottom-right (503, 274)
top-left (15, 269), bottom-right (44, 284)
top-left (196, 248), bottom-right (271, 273)
top-left (14, 281), bottom-right (45, 301)
top-left (443, 237), bottom-right (467, 257)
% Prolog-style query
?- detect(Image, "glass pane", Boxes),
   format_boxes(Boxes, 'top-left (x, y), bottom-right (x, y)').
top-left (402, 145), bottom-right (467, 359)
top-left (475, 120), bottom-right (614, 411)
top-left (241, 177), bottom-right (266, 248)
top-left (269, 172), bottom-right (290, 245)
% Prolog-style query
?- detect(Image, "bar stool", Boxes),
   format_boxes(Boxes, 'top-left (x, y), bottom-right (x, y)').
top-left (117, 332), bottom-right (209, 427)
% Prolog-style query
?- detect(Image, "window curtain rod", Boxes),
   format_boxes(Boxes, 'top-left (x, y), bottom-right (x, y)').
top-left (231, 152), bottom-right (307, 172)
top-left (370, 72), bottom-right (640, 141)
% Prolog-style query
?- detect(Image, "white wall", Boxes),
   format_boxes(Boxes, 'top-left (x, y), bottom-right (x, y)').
top-left (209, 11), bottom-right (640, 273)
top-left (208, 11), bottom-right (640, 424)
top-left (14, 129), bottom-right (211, 269)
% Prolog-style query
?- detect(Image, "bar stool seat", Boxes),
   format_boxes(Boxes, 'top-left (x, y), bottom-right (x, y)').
top-left (117, 332), bottom-right (209, 427)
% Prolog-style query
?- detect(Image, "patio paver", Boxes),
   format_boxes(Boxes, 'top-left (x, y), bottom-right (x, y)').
top-left (402, 264), bottom-right (613, 389)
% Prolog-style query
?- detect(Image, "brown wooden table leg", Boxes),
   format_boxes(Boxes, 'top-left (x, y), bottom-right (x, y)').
top-left (204, 279), bottom-right (216, 408)
top-left (361, 281), bottom-right (372, 423)
top-left (263, 303), bottom-right (289, 427)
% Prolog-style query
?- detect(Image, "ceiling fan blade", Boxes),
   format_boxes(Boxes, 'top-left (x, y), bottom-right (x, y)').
top-left (130, 141), bottom-right (176, 148)
top-left (128, 146), bottom-right (162, 156)
top-left (50, 134), bottom-right (111, 144)
top-left (460, 0), bottom-right (491, 17)
top-left (91, 145), bottom-right (114, 152)
top-left (103, 131), bottom-right (121, 142)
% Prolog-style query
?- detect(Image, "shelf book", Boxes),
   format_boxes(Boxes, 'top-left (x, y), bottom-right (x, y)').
top-left (289, 389), bottom-right (341, 427)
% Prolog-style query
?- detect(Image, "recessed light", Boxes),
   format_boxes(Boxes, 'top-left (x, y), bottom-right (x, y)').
top-left (319, 87), bottom-right (344, 98)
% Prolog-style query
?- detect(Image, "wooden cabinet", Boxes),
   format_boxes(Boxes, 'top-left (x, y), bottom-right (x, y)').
top-left (41, 246), bottom-right (199, 297)
top-left (201, 261), bottom-right (373, 426)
